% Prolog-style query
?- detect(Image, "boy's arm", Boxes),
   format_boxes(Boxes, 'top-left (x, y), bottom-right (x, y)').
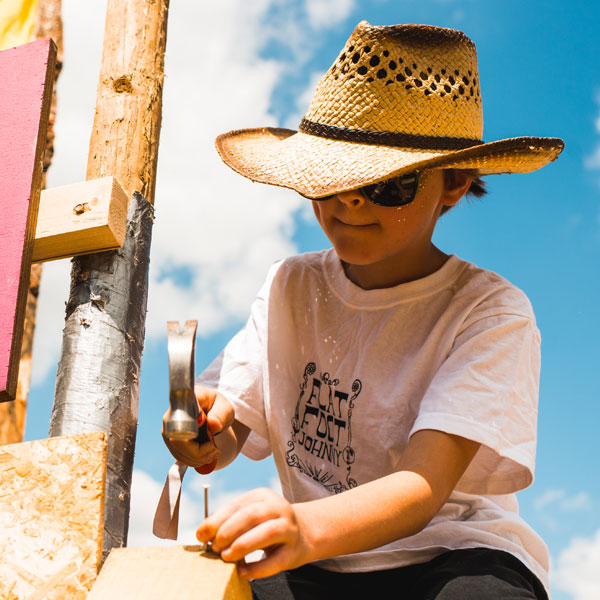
top-left (162, 385), bottom-right (249, 470)
top-left (197, 429), bottom-right (480, 579)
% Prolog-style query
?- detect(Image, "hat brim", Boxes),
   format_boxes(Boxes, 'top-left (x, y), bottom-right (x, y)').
top-left (215, 127), bottom-right (564, 198)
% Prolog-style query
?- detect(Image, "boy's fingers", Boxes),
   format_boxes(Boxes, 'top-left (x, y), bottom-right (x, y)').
top-left (194, 387), bottom-right (234, 434)
top-left (206, 394), bottom-right (235, 434)
top-left (160, 387), bottom-right (234, 467)
top-left (209, 497), bottom-right (287, 554)
top-left (237, 545), bottom-right (295, 580)
top-left (196, 488), bottom-right (271, 545)
top-left (162, 434), bottom-right (221, 468)
top-left (219, 517), bottom-right (292, 563)
top-left (196, 500), bottom-right (242, 543)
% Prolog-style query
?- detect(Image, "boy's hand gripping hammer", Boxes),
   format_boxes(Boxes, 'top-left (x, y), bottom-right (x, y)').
top-left (164, 320), bottom-right (217, 474)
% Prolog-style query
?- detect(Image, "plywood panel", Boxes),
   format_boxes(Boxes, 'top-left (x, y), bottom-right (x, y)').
top-left (88, 546), bottom-right (252, 600)
top-left (0, 431), bottom-right (107, 599)
top-left (0, 38), bottom-right (56, 401)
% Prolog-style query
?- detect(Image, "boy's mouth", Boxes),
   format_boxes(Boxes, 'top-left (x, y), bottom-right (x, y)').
top-left (335, 217), bottom-right (377, 228)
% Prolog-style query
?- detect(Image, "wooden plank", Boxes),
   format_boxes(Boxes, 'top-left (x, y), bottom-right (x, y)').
top-left (32, 176), bottom-right (129, 262)
top-left (0, 431), bottom-right (107, 599)
top-left (88, 546), bottom-right (252, 600)
top-left (0, 38), bottom-right (56, 402)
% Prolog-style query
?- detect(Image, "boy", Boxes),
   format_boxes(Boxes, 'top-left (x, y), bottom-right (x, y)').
top-left (161, 21), bottom-right (563, 599)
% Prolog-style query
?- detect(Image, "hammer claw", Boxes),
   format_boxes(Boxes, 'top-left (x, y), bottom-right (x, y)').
top-left (165, 320), bottom-right (200, 441)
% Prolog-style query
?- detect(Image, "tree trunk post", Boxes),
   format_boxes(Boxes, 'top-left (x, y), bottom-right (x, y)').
top-left (49, 0), bottom-right (169, 559)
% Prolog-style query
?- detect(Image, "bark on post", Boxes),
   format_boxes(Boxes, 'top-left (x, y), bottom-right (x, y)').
top-left (0, 0), bottom-right (63, 445)
top-left (49, 0), bottom-right (169, 558)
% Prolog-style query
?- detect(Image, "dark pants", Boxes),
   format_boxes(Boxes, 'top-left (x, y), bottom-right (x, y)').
top-left (251, 549), bottom-right (548, 600)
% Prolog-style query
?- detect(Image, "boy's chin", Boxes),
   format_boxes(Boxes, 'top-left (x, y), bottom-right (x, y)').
top-left (331, 242), bottom-right (384, 267)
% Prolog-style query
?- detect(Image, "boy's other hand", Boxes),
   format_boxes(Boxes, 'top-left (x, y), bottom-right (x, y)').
top-left (196, 488), bottom-right (312, 580)
top-left (161, 386), bottom-right (234, 468)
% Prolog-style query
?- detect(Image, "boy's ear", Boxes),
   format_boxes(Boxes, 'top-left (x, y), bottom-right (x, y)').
top-left (441, 170), bottom-right (472, 208)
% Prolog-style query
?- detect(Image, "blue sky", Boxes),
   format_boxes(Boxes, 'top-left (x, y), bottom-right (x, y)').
top-left (22, 1), bottom-right (599, 598)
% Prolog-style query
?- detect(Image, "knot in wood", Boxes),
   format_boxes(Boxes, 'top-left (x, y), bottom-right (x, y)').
top-left (73, 202), bottom-right (91, 215)
top-left (113, 75), bottom-right (133, 94)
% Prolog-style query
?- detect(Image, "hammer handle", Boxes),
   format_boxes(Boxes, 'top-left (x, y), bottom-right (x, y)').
top-left (194, 409), bottom-right (217, 475)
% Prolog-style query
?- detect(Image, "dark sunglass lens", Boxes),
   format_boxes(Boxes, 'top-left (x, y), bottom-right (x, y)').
top-left (360, 183), bottom-right (379, 198)
top-left (362, 172), bottom-right (421, 206)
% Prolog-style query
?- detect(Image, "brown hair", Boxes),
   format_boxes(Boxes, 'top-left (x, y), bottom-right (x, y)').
top-left (440, 169), bottom-right (487, 215)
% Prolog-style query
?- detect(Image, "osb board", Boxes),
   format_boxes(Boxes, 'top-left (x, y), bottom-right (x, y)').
top-left (88, 546), bottom-right (252, 600)
top-left (0, 431), bottom-right (107, 600)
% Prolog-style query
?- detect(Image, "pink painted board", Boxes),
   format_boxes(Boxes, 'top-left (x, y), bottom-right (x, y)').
top-left (0, 38), bottom-right (56, 401)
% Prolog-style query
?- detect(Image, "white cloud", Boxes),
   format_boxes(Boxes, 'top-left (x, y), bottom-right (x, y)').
top-left (585, 91), bottom-right (600, 170)
top-left (30, 260), bottom-right (71, 386)
top-left (128, 468), bottom-right (282, 547)
top-left (559, 492), bottom-right (592, 512)
top-left (451, 9), bottom-right (466, 22)
top-left (534, 488), bottom-right (566, 511)
top-left (534, 488), bottom-right (592, 513)
top-left (305, 0), bottom-right (355, 30)
top-left (584, 146), bottom-right (600, 170)
top-left (553, 529), bottom-right (600, 600)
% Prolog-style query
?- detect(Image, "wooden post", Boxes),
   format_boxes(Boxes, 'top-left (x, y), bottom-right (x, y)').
top-left (0, 0), bottom-right (63, 445)
top-left (85, 0), bottom-right (167, 204)
top-left (49, 0), bottom-right (169, 559)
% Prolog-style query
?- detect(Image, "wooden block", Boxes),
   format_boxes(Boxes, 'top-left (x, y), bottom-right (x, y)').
top-left (0, 38), bottom-right (56, 402)
top-left (32, 176), bottom-right (129, 262)
top-left (0, 431), bottom-right (107, 599)
top-left (88, 546), bottom-right (252, 600)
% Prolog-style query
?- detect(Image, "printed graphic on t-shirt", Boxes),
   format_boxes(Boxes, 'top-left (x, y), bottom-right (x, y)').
top-left (286, 362), bottom-right (362, 494)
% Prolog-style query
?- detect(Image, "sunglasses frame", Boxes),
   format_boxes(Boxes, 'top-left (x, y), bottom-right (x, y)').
top-left (310, 171), bottom-right (423, 208)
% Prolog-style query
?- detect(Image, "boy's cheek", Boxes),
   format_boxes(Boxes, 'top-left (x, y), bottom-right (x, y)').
top-left (311, 201), bottom-right (326, 228)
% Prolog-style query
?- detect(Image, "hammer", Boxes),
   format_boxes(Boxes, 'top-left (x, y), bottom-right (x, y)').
top-left (164, 321), bottom-right (216, 473)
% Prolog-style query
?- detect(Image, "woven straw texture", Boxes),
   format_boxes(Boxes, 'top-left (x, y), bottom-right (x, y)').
top-left (306, 22), bottom-right (482, 140)
top-left (215, 21), bottom-right (564, 198)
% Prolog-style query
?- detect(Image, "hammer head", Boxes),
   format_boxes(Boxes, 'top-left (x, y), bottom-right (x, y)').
top-left (165, 320), bottom-right (200, 441)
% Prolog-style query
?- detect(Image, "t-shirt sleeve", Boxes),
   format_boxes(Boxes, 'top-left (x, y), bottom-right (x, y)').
top-left (196, 262), bottom-right (283, 461)
top-left (409, 308), bottom-right (541, 495)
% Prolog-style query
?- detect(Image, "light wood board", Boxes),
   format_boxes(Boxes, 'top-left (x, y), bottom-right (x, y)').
top-left (32, 176), bottom-right (129, 262)
top-left (88, 546), bottom-right (252, 600)
top-left (0, 38), bottom-right (56, 402)
top-left (0, 431), bottom-right (107, 599)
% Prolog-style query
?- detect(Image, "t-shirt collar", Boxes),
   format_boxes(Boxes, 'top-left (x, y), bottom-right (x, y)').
top-left (322, 248), bottom-right (467, 308)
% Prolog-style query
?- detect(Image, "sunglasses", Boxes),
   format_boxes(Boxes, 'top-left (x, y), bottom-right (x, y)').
top-left (311, 171), bottom-right (422, 207)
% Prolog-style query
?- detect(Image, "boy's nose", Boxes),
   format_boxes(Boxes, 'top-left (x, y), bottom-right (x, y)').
top-left (336, 189), bottom-right (365, 208)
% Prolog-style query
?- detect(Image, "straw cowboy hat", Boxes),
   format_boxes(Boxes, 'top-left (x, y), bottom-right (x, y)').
top-left (215, 21), bottom-right (564, 198)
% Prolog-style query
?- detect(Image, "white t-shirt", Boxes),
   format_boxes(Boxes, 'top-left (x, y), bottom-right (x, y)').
top-left (198, 249), bottom-right (549, 592)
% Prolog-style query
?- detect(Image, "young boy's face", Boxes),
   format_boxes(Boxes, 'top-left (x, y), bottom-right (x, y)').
top-left (311, 169), bottom-right (465, 289)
